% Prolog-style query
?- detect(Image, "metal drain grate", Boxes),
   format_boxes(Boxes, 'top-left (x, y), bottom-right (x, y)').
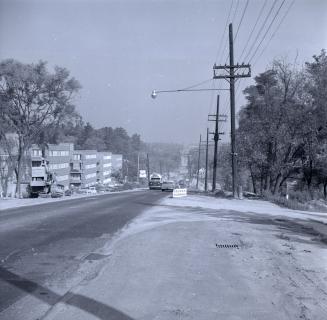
top-left (216, 244), bottom-right (239, 249)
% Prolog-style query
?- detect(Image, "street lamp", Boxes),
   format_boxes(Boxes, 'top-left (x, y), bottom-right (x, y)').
top-left (151, 88), bottom-right (229, 99)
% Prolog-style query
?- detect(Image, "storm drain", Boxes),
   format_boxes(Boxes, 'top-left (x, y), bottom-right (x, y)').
top-left (215, 244), bottom-right (239, 249)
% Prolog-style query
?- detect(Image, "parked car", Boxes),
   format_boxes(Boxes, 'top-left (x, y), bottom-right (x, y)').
top-left (78, 187), bottom-right (97, 194)
top-left (87, 187), bottom-right (97, 194)
top-left (51, 184), bottom-right (65, 198)
top-left (161, 181), bottom-right (175, 192)
top-left (64, 189), bottom-right (72, 196)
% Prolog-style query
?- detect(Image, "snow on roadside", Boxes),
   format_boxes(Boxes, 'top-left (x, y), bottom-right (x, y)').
top-left (162, 194), bottom-right (327, 223)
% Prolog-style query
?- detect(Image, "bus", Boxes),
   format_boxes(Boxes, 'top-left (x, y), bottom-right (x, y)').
top-left (149, 173), bottom-right (162, 190)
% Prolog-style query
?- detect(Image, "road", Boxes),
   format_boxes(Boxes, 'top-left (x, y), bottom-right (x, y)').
top-left (0, 190), bottom-right (166, 318)
top-left (1, 192), bottom-right (327, 320)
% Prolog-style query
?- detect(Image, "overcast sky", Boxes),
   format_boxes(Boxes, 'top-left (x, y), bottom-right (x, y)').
top-left (0, 0), bottom-right (326, 144)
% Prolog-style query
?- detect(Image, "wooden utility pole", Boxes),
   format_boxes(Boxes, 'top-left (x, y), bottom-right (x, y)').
top-left (208, 96), bottom-right (226, 192)
top-left (205, 128), bottom-right (209, 192)
top-left (212, 96), bottom-right (219, 191)
top-left (137, 153), bottom-right (140, 183)
top-left (196, 134), bottom-right (202, 189)
top-left (146, 153), bottom-right (150, 181)
top-left (213, 23), bottom-right (251, 198)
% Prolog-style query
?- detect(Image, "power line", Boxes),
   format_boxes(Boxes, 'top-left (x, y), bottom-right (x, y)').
top-left (234, 0), bottom-right (250, 41)
top-left (243, 0), bottom-right (279, 62)
top-left (248, 0), bottom-right (287, 63)
top-left (233, 0), bottom-right (285, 110)
top-left (231, 0), bottom-right (241, 27)
top-left (207, 1), bottom-right (236, 136)
top-left (253, 0), bottom-right (295, 66)
top-left (222, 0), bottom-right (241, 64)
top-left (239, 0), bottom-right (268, 62)
top-left (215, 0), bottom-right (235, 64)
top-left (180, 78), bottom-right (213, 91)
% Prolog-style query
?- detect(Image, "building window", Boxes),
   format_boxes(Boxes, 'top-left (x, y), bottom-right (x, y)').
top-left (103, 163), bottom-right (111, 168)
top-left (85, 163), bottom-right (96, 169)
top-left (56, 175), bottom-right (69, 182)
top-left (85, 154), bottom-right (97, 159)
top-left (32, 149), bottom-right (42, 157)
top-left (32, 161), bottom-right (42, 167)
top-left (73, 154), bottom-right (81, 160)
top-left (85, 173), bottom-right (96, 179)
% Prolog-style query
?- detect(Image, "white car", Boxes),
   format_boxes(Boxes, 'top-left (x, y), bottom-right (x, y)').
top-left (87, 187), bottom-right (97, 194)
top-left (79, 187), bottom-right (97, 194)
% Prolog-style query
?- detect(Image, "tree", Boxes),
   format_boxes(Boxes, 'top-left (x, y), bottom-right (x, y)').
top-left (0, 59), bottom-right (80, 197)
top-left (237, 59), bottom-right (307, 195)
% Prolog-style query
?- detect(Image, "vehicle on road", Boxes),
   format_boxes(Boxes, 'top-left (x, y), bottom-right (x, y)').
top-left (161, 181), bottom-right (175, 192)
top-left (149, 173), bottom-right (162, 190)
top-left (78, 187), bottom-right (97, 194)
top-left (88, 187), bottom-right (97, 194)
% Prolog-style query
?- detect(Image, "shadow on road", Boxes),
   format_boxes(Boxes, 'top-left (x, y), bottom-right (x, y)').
top-left (0, 267), bottom-right (134, 320)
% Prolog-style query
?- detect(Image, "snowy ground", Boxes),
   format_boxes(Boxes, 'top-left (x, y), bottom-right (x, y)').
top-left (39, 194), bottom-right (327, 320)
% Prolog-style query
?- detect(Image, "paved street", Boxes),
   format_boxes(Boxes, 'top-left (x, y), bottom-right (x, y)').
top-left (0, 190), bottom-right (166, 319)
top-left (1, 193), bottom-right (327, 320)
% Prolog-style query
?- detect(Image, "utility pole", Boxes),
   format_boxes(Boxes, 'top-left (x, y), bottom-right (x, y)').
top-left (196, 134), bottom-right (202, 189)
top-left (205, 128), bottom-right (209, 192)
top-left (137, 153), bottom-right (140, 183)
top-left (213, 23), bottom-right (251, 198)
top-left (208, 95), bottom-right (226, 192)
top-left (146, 153), bottom-right (150, 181)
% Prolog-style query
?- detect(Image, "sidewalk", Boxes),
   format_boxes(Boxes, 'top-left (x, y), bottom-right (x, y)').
top-left (41, 195), bottom-right (327, 320)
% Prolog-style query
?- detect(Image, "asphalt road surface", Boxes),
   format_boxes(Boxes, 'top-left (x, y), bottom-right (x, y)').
top-left (0, 190), bottom-right (166, 317)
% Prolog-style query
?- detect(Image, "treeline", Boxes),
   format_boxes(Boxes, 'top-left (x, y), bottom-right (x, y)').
top-left (235, 50), bottom-right (327, 198)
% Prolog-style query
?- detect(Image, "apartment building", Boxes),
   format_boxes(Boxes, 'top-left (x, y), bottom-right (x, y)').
top-left (31, 143), bottom-right (73, 190)
top-left (97, 152), bottom-right (112, 184)
top-left (47, 143), bottom-right (74, 189)
top-left (111, 154), bottom-right (123, 173)
top-left (71, 150), bottom-right (98, 188)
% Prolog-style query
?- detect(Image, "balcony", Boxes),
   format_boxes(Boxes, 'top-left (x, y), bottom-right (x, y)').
top-left (70, 176), bottom-right (81, 182)
top-left (32, 167), bottom-right (46, 178)
top-left (30, 180), bottom-right (46, 187)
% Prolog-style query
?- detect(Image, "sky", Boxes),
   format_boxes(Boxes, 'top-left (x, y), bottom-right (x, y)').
top-left (0, 0), bottom-right (326, 144)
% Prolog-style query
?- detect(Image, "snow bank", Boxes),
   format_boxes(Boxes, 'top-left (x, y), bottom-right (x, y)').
top-left (162, 194), bottom-right (327, 223)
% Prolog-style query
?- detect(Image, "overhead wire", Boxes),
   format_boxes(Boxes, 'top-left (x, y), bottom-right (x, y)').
top-left (219, 0), bottom-right (245, 133)
top-left (180, 78), bottom-right (214, 91)
top-left (233, 0), bottom-right (294, 132)
top-left (242, 0), bottom-right (279, 62)
top-left (219, 0), bottom-right (251, 135)
top-left (222, 0), bottom-right (241, 64)
top-left (219, 0), bottom-right (294, 140)
top-left (248, 0), bottom-right (287, 63)
top-left (205, 0), bottom-right (238, 141)
top-left (234, 0), bottom-right (250, 41)
top-left (238, 0), bottom-right (268, 62)
top-left (253, 0), bottom-right (295, 66)
top-left (215, 0), bottom-right (235, 64)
